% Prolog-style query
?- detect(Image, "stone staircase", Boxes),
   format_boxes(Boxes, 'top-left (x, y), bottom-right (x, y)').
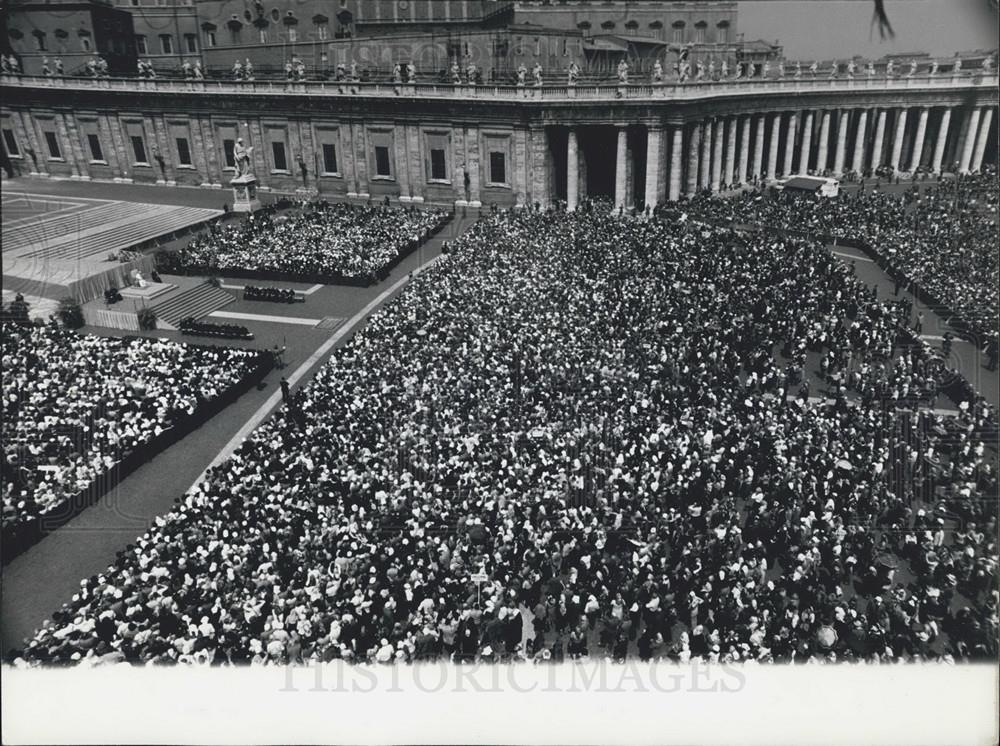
top-left (150, 282), bottom-right (235, 329)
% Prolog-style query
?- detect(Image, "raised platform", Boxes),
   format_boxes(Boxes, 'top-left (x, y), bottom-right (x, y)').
top-left (120, 283), bottom-right (175, 301)
top-left (1, 192), bottom-right (223, 304)
top-left (80, 276), bottom-right (235, 331)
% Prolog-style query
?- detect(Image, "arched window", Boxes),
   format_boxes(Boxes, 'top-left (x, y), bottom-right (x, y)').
top-left (227, 17), bottom-right (243, 44)
top-left (625, 20), bottom-right (639, 33)
top-left (600, 20), bottom-right (616, 30)
top-left (671, 20), bottom-right (685, 44)
top-left (716, 20), bottom-right (730, 44)
top-left (576, 21), bottom-right (591, 31)
top-left (694, 21), bottom-right (707, 44)
top-left (648, 20), bottom-right (663, 30)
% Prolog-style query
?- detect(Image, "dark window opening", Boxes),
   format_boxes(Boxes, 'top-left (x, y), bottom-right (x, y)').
top-left (44, 131), bottom-right (61, 159)
top-left (271, 141), bottom-right (287, 171)
top-left (374, 145), bottom-right (391, 177)
top-left (87, 133), bottom-right (103, 161)
top-left (3, 128), bottom-right (20, 156)
top-left (430, 148), bottom-right (447, 180)
top-left (489, 151), bottom-right (506, 184)
top-left (131, 135), bottom-right (147, 163)
top-left (176, 137), bottom-right (192, 165)
top-left (223, 138), bottom-right (236, 168)
top-left (322, 143), bottom-right (338, 173)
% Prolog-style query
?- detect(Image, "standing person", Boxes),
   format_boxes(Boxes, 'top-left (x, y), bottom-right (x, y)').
top-left (280, 376), bottom-right (290, 402)
top-left (913, 312), bottom-right (924, 335)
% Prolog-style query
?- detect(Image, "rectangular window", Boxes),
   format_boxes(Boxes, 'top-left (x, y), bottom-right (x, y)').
top-left (287, 28), bottom-right (297, 42)
top-left (322, 143), bottom-right (338, 174)
top-left (271, 141), bottom-right (287, 171)
top-left (87, 133), bottom-right (104, 161)
top-left (695, 27), bottom-right (706, 44)
top-left (259, 30), bottom-right (268, 43)
top-left (374, 145), bottom-right (391, 177)
top-left (185, 34), bottom-right (197, 53)
top-left (34, 32), bottom-right (47, 51)
top-left (44, 131), bottom-right (61, 159)
top-left (160, 34), bottom-right (173, 54)
top-left (176, 137), bottom-right (192, 166)
top-left (317, 25), bottom-right (328, 40)
top-left (672, 27), bottom-right (683, 44)
top-left (717, 27), bottom-right (728, 44)
top-left (2, 128), bottom-right (20, 157)
top-left (130, 0), bottom-right (139, 6)
top-left (131, 135), bottom-right (147, 163)
top-left (222, 138), bottom-right (235, 168)
top-left (489, 151), bottom-right (506, 185)
top-left (430, 148), bottom-right (447, 180)
top-left (81, 35), bottom-right (92, 52)
top-left (135, 35), bottom-right (147, 54)
top-left (206, 30), bottom-right (217, 47)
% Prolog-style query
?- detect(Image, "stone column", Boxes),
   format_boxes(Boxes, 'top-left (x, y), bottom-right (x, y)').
top-left (699, 120), bottom-right (712, 189)
top-left (782, 112), bottom-right (797, 175)
top-left (466, 125), bottom-right (483, 206)
top-left (738, 115), bottom-right (751, 183)
top-left (530, 125), bottom-right (550, 208)
top-left (58, 111), bottom-right (88, 180)
top-left (725, 117), bottom-right (737, 186)
top-left (711, 119), bottom-right (723, 192)
top-left (766, 113), bottom-right (780, 179)
top-left (909, 107), bottom-right (930, 172)
top-left (12, 111), bottom-right (46, 176)
top-left (816, 110), bottom-right (831, 174)
top-left (614, 125), bottom-right (628, 209)
top-left (971, 107), bottom-right (994, 173)
top-left (405, 124), bottom-right (424, 203)
top-left (567, 127), bottom-right (579, 211)
top-left (889, 108), bottom-right (908, 171)
top-left (752, 114), bottom-right (766, 179)
top-left (799, 111), bottom-right (814, 173)
top-left (513, 127), bottom-right (528, 206)
top-left (931, 108), bottom-right (951, 173)
top-left (668, 125), bottom-right (684, 201)
top-left (644, 125), bottom-right (662, 209)
top-left (871, 108), bottom-right (887, 168)
top-left (852, 109), bottom-right (869, 172)
top-left (958, 107), bottom-right (981, 174)
top-left (685, 122), bottom-right (700, 195)
top-left (833, 110), bottom-right (849, 175)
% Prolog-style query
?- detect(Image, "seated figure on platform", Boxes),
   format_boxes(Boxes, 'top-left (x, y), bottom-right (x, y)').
top-left (132, 270), bottom-right (148, 289)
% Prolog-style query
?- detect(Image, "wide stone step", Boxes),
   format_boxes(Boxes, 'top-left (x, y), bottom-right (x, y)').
top-left (151, 283), bottom-right (235, 327)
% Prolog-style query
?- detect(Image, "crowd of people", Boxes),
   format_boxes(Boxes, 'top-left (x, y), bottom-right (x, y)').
top-left (1, 323), bottom-right (265, 544)
top-left (12, 205), bottom-right (996, 666)
top-left (664, 172), bottom-right (999, 343)
top-left (166, 201), bottom-right (449, 284)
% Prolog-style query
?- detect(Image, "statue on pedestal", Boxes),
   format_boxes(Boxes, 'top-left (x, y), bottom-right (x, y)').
top-left (231, 136), bottom-right (260, 212)
top-left (233, 138), bottom-right (254, 177)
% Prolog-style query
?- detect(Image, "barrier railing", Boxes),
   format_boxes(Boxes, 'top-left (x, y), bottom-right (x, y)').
top-left (3, 71), bottom-right (997, 102)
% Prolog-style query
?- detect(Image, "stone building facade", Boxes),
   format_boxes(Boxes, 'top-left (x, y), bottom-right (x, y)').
top-left (1, 73), bottom-right (997, 209)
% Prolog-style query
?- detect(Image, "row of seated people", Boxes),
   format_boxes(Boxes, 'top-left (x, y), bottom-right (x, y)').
top-left (165, 201), bottom-right (449, 284)
top-left (1, 323), bottom-right (266, 545)
top-left (659, 169), bottom-right (999, 343)
top-left (11, 206), bottom-right (996, 666)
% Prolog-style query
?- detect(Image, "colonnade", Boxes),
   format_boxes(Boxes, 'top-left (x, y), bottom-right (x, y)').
top-left (563, 104), bottom-right (997, 211)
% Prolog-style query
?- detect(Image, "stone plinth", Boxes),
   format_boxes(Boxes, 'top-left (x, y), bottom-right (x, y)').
top-left (231, 174), bottom-right (261, 213)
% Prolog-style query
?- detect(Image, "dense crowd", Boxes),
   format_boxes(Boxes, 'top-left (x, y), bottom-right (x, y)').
top-left (1, 324), bottom-right (264, 539)
top-left (665, 172), bottom-right (999, 341)
top-left (166, 202), bottom-right (449, 283)
top-left (12, 206), bottom-right (997, 667)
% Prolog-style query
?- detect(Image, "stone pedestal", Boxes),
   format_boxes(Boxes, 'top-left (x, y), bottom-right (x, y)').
top-left (231, 174), bottom-right (261, 213)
